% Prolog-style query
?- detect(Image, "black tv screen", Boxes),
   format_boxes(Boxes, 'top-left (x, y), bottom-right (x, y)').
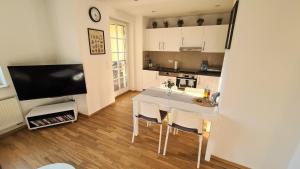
top-left (8, 64), bottom-right (87, 100)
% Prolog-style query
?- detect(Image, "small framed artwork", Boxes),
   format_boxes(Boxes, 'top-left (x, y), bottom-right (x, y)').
top-left (88, 28), bottom-right (106, 55)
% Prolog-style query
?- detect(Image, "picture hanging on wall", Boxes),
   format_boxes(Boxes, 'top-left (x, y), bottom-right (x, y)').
top-left (88, 28), bottom-right (106, 55)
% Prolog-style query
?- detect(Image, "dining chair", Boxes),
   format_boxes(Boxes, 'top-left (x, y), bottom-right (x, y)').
top-left (131, 102), bottom-right (168, 154)
top-left (163, 108), bottom-right (203, 168)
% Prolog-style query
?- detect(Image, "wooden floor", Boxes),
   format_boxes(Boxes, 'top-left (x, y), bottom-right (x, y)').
top-left (0, 92), bottom-right (241, 169)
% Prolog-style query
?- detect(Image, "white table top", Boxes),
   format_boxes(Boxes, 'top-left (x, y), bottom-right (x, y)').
top-left (133, 87), bottom-right (218, 118)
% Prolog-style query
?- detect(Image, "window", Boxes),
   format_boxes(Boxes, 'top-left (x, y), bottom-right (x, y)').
top-left (0, 66), bottom-right (7, 88)
top-left (110, 22), bottom-right (129, 95)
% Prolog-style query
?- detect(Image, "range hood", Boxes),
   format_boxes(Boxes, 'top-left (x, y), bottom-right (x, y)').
top-left (179, 47), bottom-right (202, 52)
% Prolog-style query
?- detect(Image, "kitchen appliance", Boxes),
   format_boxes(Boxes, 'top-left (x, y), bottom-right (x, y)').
top-left (176, 74), bottom-right (197, 89)
top-left (179, 47), bottom-right (202, 52)
top-left (174, 60), bottom-right (178, 70)
top-left (200, 60), bottom-right (209, 71)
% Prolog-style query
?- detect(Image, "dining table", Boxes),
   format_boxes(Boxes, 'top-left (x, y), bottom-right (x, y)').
top-left (132, 87), bottom-right (220, 161)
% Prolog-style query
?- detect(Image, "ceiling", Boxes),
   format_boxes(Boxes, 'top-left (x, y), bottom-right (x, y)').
top-left (103, 0), bottom-right (234, 18)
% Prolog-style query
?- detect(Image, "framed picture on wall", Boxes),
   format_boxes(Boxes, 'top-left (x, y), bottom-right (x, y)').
top-left (88, 28), bottom-right (106, 55)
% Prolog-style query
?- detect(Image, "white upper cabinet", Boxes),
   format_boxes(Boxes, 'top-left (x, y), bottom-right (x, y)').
top-left (202, 25), bottom-right (228, 53)
top-left (181, 26), bottom-right (205, 47)
top-left (144, 29), bottom-right (163, 51)
top-left (144, 25), bottom-right (228, 53)
top-left (162, 27), bottom-right (181, 51)
top-left (144, 28), bottom-right (181, 51)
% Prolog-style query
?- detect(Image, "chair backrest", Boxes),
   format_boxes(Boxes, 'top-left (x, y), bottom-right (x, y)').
top-left (139, 102), bottom-right (162, 123)
top-left (169, 108), bottom-right (203, 134)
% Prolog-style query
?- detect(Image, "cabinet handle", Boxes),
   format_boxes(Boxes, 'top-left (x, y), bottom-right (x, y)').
top-left (203, 41), bottom-right (206, 51)
top-left (163, 42), bottom-right (166, 50)
top-left (181, 37), bottom-right (184, 46)
top-left (158, 42), bottom-right (161, 50)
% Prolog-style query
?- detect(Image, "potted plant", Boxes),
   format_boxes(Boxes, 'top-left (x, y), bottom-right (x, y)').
top-left (217, 18), bottom-right (223, 25)
top-left (163, 79), bottom-right (175, 95)
top-left (163, 21), bottom-right (169, 28)
top-left (197, 18), bottom-right (204, 26)
top-left (152, 21), bottom-right (157, 28)
top-left (177, 19), bottom-right (184, 27)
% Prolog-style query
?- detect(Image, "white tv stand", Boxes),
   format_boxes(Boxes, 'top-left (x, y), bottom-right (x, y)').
top-left (25, 101), bottom-right (78, 130)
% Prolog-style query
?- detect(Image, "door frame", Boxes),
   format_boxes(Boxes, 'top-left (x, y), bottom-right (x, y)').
top-left (110, 20), bottom-right (130, 97)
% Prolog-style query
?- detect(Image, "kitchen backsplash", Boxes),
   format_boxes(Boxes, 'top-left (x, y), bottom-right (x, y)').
top-left (143, 51), bottom-right (224, 70)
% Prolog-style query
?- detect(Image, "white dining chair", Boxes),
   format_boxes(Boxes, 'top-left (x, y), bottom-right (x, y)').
top-left (163, 108), bottom-right (203, 168)
top-left (132, 102), bottom-right (168, 154)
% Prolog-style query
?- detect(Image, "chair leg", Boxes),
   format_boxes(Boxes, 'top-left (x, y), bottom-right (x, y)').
top-left (163, 125), bottom-right (170, 156)
top-left (146, 121), bottom-right (149, 127)
top-left (197, 135), bottom-right (203, 169)
top-left (158, 124), bottom-right (162, 154)
top-left (173, 128), bottom-right (176, 135)
top-left (132, 117), bottom-right (137, 143)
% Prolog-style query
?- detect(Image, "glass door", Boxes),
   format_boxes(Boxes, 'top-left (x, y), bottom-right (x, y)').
top-left (109, 21), bottom-right (129, 96)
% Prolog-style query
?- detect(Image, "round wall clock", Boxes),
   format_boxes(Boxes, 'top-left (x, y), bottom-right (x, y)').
top-left (89, 7), bottom-right (101, 22)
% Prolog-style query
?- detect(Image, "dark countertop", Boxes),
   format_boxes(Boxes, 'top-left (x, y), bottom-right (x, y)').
top-left (143, 67), bottom-right (221, 77)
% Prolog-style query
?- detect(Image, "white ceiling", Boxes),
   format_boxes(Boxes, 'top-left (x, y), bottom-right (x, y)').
top-left (103, 0), bottom-right (234, 17)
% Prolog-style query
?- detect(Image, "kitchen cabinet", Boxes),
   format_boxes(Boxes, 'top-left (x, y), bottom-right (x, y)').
top-left (181, 26), bottom-right (205, 47)
top-left (144, 28), bottom-right (181, 51)
top-left (144, 25), bottom-right (228, 53)
top-left (202, 25), bottom-right (228, 53)
top-left (197, 75), bottom-right (220, 92)
top-left (163, 27), bottom-right (182, 51)
top-left (142, 70), bottom-right (159, 89)
top-left (142, 70), bottom-right (176, 89)
top-left (144, 29), bottom-right (162, 51)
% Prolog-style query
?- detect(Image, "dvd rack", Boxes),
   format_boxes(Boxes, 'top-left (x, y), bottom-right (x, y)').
top-left (25, 102), bottom-right (78, 130)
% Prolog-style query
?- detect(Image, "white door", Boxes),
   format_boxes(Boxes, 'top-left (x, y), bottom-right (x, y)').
top-left (144, 29), bottom-right (163, 51)
top-left (202, 25), bottom-right (228, 53)
top-left (181, 26), bottom-right (205, 47)
top-left (110, 22), bottom-right (129, 96)
top-left (162, 27), bottom-right (181, 51)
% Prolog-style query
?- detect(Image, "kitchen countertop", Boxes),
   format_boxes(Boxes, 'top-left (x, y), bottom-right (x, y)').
top-left (143, 67), bottom-right (221, 77)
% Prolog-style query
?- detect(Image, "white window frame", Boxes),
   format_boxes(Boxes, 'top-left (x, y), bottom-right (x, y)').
top-left (0, 66), bottom-right (8, 88)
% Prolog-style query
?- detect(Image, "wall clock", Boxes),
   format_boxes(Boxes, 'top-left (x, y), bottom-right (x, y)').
top-left (89, 7), bottom-right (101, 22)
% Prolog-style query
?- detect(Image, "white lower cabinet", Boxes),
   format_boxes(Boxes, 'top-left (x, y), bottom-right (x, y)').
top-left (142, 70), bottom-right (159, 89)
top-left (197, 76), bottom-right (220, 92)
top-left (142, 70), bottom-right (176, 89)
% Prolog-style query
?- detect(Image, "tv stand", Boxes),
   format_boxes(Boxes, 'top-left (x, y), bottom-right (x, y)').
top-left (25, 101), bottom-right (78, 130)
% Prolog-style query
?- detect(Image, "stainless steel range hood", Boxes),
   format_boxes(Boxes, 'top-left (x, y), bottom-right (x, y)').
top-left (179, 47), bottom-right (202, 52)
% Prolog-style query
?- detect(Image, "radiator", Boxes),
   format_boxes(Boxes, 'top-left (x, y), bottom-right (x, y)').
top-left (0, 97), bottom-right (24, 131)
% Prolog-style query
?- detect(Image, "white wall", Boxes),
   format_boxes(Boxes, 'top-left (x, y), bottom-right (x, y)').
top-left (0, 0), bottom-right (61, 116)
top-left (148, 13), bottom-right (230, 28)
top-left (45, 0), bottom-right (88, 115)
top-left (214, 0), bottom-right (300, 168)
top-left (288, 141), bottom-right (300, 169)
top-left (74, 0), bottom-right (138, 114)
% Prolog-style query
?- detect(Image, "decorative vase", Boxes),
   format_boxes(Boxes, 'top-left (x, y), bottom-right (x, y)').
top-left (166, 88), bottom-right (172, 96)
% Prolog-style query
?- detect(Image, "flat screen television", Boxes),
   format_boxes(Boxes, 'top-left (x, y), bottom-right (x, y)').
top-left (8, 64), bottom-right (87, 100)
